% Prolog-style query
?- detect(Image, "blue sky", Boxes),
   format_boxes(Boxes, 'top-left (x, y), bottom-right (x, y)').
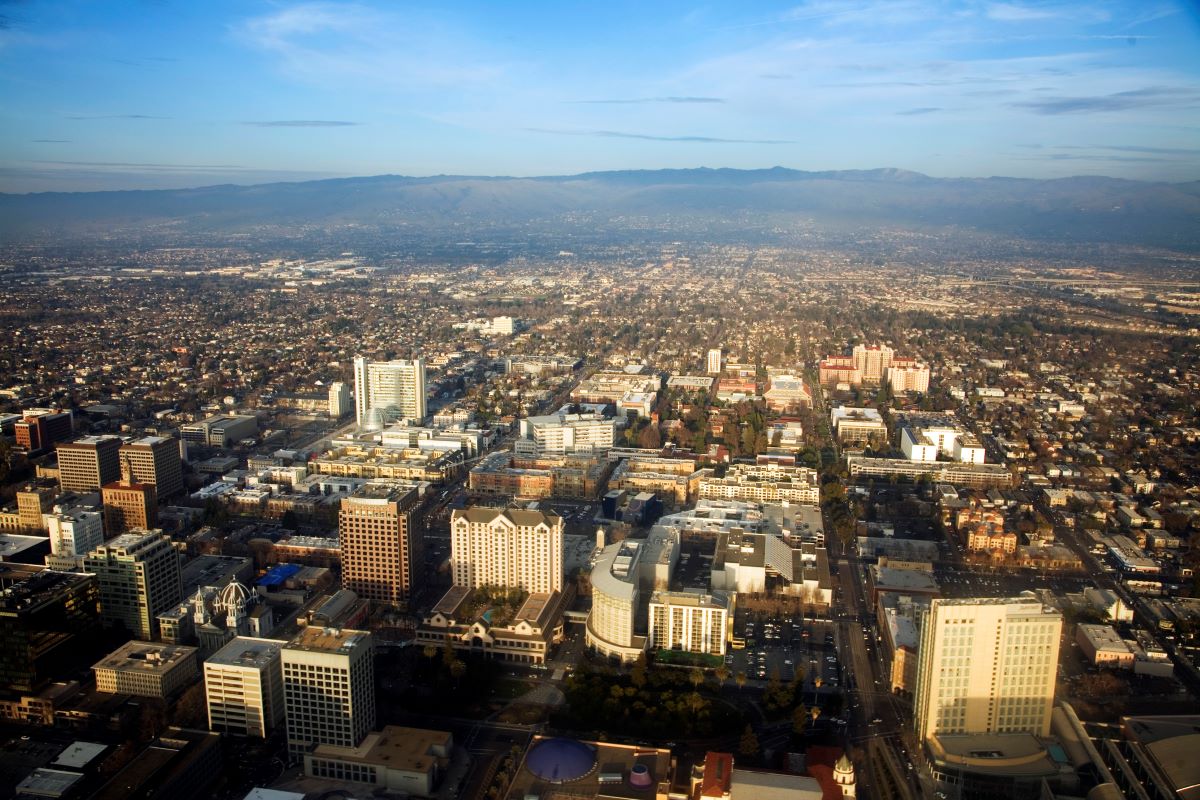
top-left (2, 0), bottom-right (1198, 192)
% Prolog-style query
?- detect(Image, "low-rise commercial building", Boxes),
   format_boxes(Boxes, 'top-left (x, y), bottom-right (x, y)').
top-left (93, 641), bottom-right (199, 699)
top-left (305, 726), bottom-right (452, 797)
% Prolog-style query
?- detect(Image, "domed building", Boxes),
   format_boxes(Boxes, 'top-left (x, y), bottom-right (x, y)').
top-left (508, 736), bottom-right (673, 798)
top-left (157, 579), bottom-right (273, 657)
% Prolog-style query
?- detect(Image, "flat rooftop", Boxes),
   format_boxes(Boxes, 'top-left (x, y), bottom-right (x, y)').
top-left (285, 625), bottom-right (370, 654)
top-left (206, 636), bottom-right (283, 670)
top-left (94, 641), bottom-right (198, 675)
top-left (310, 725), bottom-right (451, 772)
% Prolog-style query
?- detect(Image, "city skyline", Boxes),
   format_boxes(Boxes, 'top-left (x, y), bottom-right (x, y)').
top-left (2, 0), bottom-right (1199, 192)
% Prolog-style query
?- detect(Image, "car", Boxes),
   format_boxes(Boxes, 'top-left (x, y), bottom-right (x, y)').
top-left (872, 717), bottom-right (883, 724)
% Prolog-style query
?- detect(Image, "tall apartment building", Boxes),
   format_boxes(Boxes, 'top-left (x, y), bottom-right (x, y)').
top-left (83, 529), bottom-right (182, 641)
top-left (450, 507), bottom-right (563, 594)
top-left (13, 409), bottom-right (72, 452)
top-left (852, 344), bottom-right (894, 385)
top-left (56, 436), bottom-right (122, 493)
top-left (204, 636), bottom-right (284, 738)
top-left (887, 359), bottom-right (931, 395)
top-left (914, 597), bottom-right (1062, 742)
top-left (514, 412), bottom-right (615, 458)
top-left (102, 459), bottom-right (158, 535)
top-left (339, 483), bottom-right (422, 606)
top-left (586, 540), bottom-right (645, 664)
top-left (353, 356), bottom-right (427, 426)
top-left (282, 627), bottom-right (375, 756)
top-left (707, 348), bottom-right (723, 375)
top-left (328, 381), bottom-right (352, 419)
top-left (648, 589), bottom-right (731, 656)
top-left (121, 436), bottom-right (184, 500)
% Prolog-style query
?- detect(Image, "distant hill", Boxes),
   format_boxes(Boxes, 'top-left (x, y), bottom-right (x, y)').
top-left (2, 167), bottom-right (1198, 251)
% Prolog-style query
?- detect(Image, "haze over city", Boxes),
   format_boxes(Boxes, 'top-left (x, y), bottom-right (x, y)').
top-left (2, 0), bottom-right (1200, 191)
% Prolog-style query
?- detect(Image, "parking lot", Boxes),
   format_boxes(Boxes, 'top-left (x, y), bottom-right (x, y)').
top-left (727, 613), bottom-right (842, 688)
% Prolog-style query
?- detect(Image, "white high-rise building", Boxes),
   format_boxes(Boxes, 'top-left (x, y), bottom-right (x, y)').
top-left (282, 627), bottom-right (375, 756)
top-left (914, 597), bottom-right (1062, 742)
top-left (450, 507), bottom-right (563, 594)
top-left (707, 348), bottom-right (723, 375)
top-left (514, 412), bottom-right (615, 457)
top-left (353, 356), bottom-right (427, 426)
top-left (328, 381), bottom-right (352, 419)
top-left (44, 507), bottom-right (105, 567)
top-left (205, 636), bottom-right (284, 738)
top-left (649, 589), bottom-right (731, 656)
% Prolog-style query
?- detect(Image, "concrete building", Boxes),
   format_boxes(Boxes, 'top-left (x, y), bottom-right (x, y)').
top-left (914, 597), bottom-right (1062, 742)
top-left (204, 636), bottom-right (284, 738)
top-left (707, 348), bottom-right (723, 375)
top-left (304, 726), bottom-right (452, 797)
top-left (1076, 624), bottom-right (1134, 669)
top-left (416, 584), bottom-right (569, 664)
top-left (180, 415), bottom-right (259, 448)
top-left (852, 343), bottom-right (894, 385)
top-left (514, 412), bottom-right (615, 457)
top-left (450, 507), bottom-right (563, 594)
top-left (649, 589), bottom-right (731, 656)
top-left (763, 373), bottom-right (812, 412)
top-left (697, 462), bottom-right (821, 506)
top-left (586, 540), bottom-right (648, 664)
top-left (878, 593), bottom-right (929, 697)
top-left (328, 381), bottom-right (352, 419)
top-left (898, 414), bottom-right (986, 464)
top-left (818, 356), bottom-right (861, 388)
top-left (83, 529), bottom-right (182, 641)
top-left (830, 406), bottom-right (887, 446)
top-left (282, 626), bottom-right (375, 756)
top-left (887, 359), bottom-right (931, 394)
top-left (55, 436), bottom-right (122, 493)
top-left (93, 640), bottom-right (199, 699)
top-left (121, 436), bottom-right (184, 500)
top-left (339, 483), bottom-right (423, 606)
top-left (353, 356), bottom-right (427, 426)
top-left (44, 507), bottom-right (104, 570)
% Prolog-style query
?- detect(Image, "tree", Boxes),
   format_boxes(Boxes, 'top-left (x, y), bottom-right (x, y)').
top-left (792, 704), bottom-right (811, 735)
top-left (715, 664), bottom-right (731, 687)
top-left (631, 652), bottom-right (649, 689)
top-left (689, 667), bottom-right (704, 691)
top-left (738, 725), bottom-right (760, 759)
top-left (735, 671), bottom-right (747, 693)
top-left (638, 424), bottom-right (662, 450)
top-left (422, 644), bottom-right (437, 661)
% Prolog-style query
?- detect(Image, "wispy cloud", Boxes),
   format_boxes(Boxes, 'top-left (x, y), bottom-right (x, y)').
top-left (243, 120), bottom-right (360, 127)
top-left (527, 127), bottom-right (793, 144)
top-left (897, 107), bottom-right (943, 115)
top-left (65, 113), bottom-right (170, 120)
top-left (567, 96), bottom-right (724, 105)
top-left (1013, 86), bottom-right (1200, 115)
top-left (33, 160), bottom-right (246, 171)
top-left (986, 3), bottom-right (1059, 22)
top-left (31, 139), bottom-right (71, 143)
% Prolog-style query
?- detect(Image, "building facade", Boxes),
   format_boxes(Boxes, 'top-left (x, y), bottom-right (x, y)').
top-left (450, 507), bottom-right (564, 594)
top-left (648, 590), bottom-right (731, 656)
top-left (914, 597), bottom-right (1062, 742)
top-left (204, 636), bottom-right (284, 738)
top-left (55, 436), bottom-right (122, 493)
top-left (282, 627), bottom-right (375, 756)
top-left (121, 436), bottom-right (184, 500)
top-left (339, 483), bottom-right (422, 606)
top-left (83, 529), bottom-right (182, 641)
top-left (353, 357), bottom-right (427, 426)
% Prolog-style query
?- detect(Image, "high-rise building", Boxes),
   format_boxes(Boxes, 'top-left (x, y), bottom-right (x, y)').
top-left (649, 589), bottom-right (731, 656)
top-left (852, 344), bottom-right (894, 385)
top-left (14, 483), bottom-right (57, 533)
top-left (282, 626), bottom-right (375, 756)
top-left (45, 507), bottom-right (105, 570)
top-left (328, 381), bottom-right (352, 419)
top-left (121, 436), bottom-right (184, 500)
top-left (83, 529), bottom-right (182, 641)
top-left (707, 348), bottom-right (723, 375)
top-left (353, 356), bottom-right (426, 426)
top-left (450, 507), bottom-right (564, 594)
top-left (339, 483), bottom-right (422, 606)
top-left (914, 597), bottom-right (1062, 742)
top-left (102, 459), bottom-right (158, 535)
top-left (55, 435), bottom-right (122, 493)
top-left (887, 359), bottom-right (931, 395)
top-left (0, 570), bottom-right (101, 693)
top-left (13, 409), bottom-right (72, 452)
top-left (204, 636), bottom-right (284, 738)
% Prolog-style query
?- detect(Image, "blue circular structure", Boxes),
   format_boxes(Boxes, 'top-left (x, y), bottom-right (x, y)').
top-left (525, 738), bottom-right (597, 784)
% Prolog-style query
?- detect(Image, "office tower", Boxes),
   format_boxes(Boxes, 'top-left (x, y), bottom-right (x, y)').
top-left (707, 348), bottom-right (723, 375)
top-left (450, 507), bottom-right (564, 594)
top-left (204, 636), bottom-right (284, 738)
top-left (328, 381), bottom-right (352, 419)
top-left (586, 540), bottom-right (644, 663)
top-left (851, 344), bottom-right (894, 385)
top-left (15, 483), bottom-right (57, 532)
top-left (45, 507), bottom-right (105, 570)
top-left (0, 570), bottom-right (101, 693)
top-left (13, 409), bottom-right (72, 452)
top-left (339, 483), bottom-right (422, 606)
top-left (84, 529), bottom-right (182, 641)
top-left (102, 459), bottom-right (158, 535)
top-left (914, 597), bottom-right (1062, 742)
top-left (353, 356), bottom-right (427, 426)
top-left (282, 627), bottom-right (375, 756)
top-left (121, 436), bottom-right (184, 500)
top-left (55, 435), bottom-right (122, 493)
top-left (649, 590), bottom-right (731, 656)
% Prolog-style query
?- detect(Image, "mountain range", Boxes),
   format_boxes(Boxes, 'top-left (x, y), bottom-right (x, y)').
top-left (2, 167), bottom-right (1198, 251)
